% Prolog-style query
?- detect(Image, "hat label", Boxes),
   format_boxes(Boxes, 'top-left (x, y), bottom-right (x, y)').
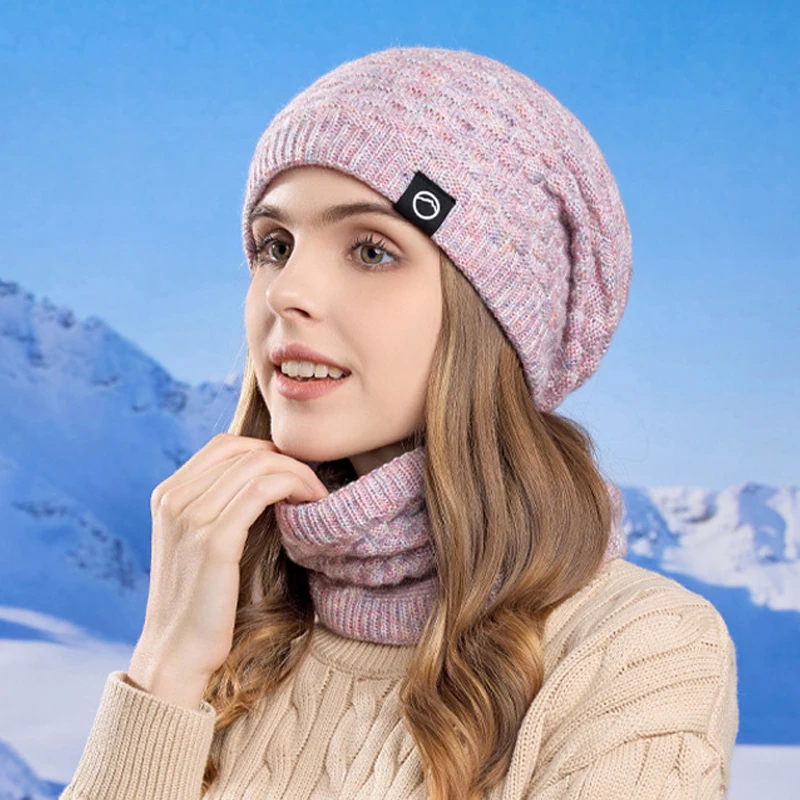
top-left (393, 170), bottom-right (456, 236)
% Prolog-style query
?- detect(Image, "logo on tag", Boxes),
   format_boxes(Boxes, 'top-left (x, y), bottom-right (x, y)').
top-left (392, 171), bottom-right (456, 236)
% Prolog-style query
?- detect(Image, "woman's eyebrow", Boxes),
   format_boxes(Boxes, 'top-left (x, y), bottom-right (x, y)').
top-left (248, 201), bottom-right (407, 229)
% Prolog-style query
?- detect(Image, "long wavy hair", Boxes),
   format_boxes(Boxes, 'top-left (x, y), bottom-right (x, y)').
top-left (199, 248), bottom-right (616, 799)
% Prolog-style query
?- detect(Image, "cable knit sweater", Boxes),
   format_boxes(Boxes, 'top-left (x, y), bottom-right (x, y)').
top-left (59, 557), bottom-right (738, 799)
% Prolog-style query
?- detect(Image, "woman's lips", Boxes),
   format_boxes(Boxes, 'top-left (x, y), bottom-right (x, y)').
top-left (274, 370), bottom-right (351, 400)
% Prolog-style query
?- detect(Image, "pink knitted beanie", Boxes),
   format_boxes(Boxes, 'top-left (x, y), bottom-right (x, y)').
top-left (241, 46), bottom-right (633, 645)
top-left (242, 46), bottom-right (633, 412)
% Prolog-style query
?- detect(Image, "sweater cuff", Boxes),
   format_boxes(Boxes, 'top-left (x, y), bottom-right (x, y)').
top-left (63, 670), bottom-right (217, 800)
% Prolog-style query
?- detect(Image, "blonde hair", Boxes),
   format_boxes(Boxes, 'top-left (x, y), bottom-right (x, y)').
top-left (200, 249), bottom-right (616, 799)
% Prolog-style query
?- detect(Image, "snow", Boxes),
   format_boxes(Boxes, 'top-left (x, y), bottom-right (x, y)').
top-left (728, 746), bottom-right (800, 798)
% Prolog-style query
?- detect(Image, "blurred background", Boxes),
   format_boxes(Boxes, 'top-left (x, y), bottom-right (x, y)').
top-left (0, 0), bottom-right (797, 797)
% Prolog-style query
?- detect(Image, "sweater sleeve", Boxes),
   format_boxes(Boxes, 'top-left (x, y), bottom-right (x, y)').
top-left (59, 670), bottom-right (217, 800)
top-left (515, 590), bottom-right (739, 799)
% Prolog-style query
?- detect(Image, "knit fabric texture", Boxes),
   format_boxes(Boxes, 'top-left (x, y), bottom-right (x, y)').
top-left (275, 443), bottom-right (629, 645)
top-left (60, 559), bottom-right (739, 799)
top-left (241, 45), bottom-right (634, 414)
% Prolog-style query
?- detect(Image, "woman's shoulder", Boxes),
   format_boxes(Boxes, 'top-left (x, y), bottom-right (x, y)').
top-left (504, 559), bottom-right (739, 797)
top-left (543, 557), bottom-right (735, 678)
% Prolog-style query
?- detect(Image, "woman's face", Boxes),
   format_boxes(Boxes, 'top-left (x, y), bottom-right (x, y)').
top-left (245, 165), bottom-right (443, 477)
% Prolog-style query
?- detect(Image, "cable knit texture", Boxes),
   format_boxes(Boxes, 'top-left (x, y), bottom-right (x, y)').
top-left (60, 558), bottom-right (738, 799)
top-left (274, 444), bottom-right (629, 645)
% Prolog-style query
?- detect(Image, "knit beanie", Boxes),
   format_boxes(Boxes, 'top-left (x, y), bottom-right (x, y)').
top-left (241, 45), bottom-right (633, 413)
top-left (241, 46), bottom-right (633, 645)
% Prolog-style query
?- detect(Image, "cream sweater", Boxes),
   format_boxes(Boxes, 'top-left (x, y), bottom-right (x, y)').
top-left (60, 558), bottom-right (739, 799)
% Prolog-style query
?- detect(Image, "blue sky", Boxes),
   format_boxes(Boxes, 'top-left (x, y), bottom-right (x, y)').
top-left (1, 0), bottom-right (797, 492)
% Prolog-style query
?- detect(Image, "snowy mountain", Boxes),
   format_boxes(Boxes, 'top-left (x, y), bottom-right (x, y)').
top-left (0, 738), bottom-right (59, 800)
top-left (0, 277), bottom-right (241, 645)
top-left (0, 276), bottom-right (797, 797)
top-left (623, 482), bottom-right (799, 611)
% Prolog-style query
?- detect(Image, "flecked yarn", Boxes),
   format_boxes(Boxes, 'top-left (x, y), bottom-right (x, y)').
top-left (274, 446), bottom-right (628, 646)
top-left (242, 46), bottom-right (633, 413)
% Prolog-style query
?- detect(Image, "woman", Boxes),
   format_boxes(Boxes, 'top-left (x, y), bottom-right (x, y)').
top-left (62, 46), bottom-right (738, 799)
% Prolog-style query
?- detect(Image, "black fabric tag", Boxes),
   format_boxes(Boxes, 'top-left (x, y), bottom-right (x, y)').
top-left (392, 170), bottom-right (456, 236)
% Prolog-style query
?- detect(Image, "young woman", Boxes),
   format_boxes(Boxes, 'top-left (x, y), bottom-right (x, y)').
top-left (63, 47), bottom-right (738, 800)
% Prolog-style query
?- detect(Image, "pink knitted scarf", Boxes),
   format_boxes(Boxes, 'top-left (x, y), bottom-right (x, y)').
top-left (274, 446), bottom-right (628, 646)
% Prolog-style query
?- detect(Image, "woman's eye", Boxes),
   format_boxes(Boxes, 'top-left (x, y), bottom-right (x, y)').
top-left (351, 234), bottom-right (399, 267)
top-left (252, 233), bottom-right (399, 270)
top-left (255, 235), bottom-right (290, 263)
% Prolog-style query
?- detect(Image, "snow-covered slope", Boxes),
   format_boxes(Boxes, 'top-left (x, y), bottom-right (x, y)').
top-left (623, 482), bottom-right (799, 611)
top-left (0, 277), bottom-right (241, 643)
top-left (0, 737), bottom-right (58, 800)
top-left (0, 276), bottom-right (797, 796)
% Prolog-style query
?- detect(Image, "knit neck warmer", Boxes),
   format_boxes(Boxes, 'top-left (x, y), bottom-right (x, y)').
top-left (274, 446), bottom-right (628, 646)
